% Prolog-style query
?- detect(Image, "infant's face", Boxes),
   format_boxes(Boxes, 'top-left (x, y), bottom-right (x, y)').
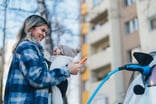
top-left (53, 48), bottom-right (62, 55)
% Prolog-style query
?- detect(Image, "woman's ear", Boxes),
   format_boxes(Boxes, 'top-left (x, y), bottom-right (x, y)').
top-left (29, 28), bottom-right (33, 33)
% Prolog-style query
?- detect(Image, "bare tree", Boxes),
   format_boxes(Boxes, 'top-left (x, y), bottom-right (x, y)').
top-left (46, 0), bottom-right (78, 47)
top-left (37, 0), bottom-right (53, 54)
top-left (0, 1), bottom-right (80, 103)
top-left (0, 0), bottom-right (8, 103)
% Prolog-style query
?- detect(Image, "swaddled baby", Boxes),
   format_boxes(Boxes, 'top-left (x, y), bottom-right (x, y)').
top-left (50, 45), bottom-right (80, 104)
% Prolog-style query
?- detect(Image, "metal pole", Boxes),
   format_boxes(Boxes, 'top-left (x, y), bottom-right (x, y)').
top-left (1, 0), bottom-right (8, 103)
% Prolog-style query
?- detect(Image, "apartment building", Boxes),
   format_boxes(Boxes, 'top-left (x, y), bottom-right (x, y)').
top-left (80, 0), bottom-right (143, 104)
top-left (136, 0), bottom-right (156, 52)
top-left (118, 0), bottom-right (140, 93)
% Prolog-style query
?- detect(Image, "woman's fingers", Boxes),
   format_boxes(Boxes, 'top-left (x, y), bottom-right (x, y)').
top-left (68, 62), bottom-right (81, 75)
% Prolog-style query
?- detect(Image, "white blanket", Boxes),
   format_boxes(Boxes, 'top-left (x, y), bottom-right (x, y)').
top-left (49, 55), bottom-right (73, 104)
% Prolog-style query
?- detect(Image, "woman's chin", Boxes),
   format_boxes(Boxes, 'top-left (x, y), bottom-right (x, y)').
top-left (38, 38), bottom-right (42, 42)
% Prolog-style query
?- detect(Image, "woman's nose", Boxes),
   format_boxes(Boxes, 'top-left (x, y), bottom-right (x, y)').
top-left (42, 32), bottom-right (46, 38)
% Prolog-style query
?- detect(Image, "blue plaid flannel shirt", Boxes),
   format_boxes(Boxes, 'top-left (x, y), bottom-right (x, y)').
top-left (4, 40), bottom-right (70, 104)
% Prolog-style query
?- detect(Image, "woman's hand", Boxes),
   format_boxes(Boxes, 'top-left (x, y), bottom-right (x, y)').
top-left (68, 62), bottom-right (81, 75)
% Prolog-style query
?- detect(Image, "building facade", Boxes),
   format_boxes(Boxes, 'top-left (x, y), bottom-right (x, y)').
top-left (80, 0), bottom-right (156, 104)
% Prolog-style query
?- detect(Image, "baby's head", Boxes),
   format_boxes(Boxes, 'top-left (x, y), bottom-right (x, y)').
top-left (53, 45), bottom-right (80, 57)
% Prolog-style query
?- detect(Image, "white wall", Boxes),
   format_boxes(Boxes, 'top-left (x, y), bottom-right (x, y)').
top-left (137, 0), bottom-right (156, 52)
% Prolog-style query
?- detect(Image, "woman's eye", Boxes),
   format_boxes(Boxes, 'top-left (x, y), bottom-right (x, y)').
top-left (41, 29), bottom-right (47, 34)
top-left (41, 29), bottom-right (46, 32)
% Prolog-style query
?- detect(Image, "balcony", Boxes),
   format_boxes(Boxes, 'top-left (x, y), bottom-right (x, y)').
top-left (88, 0), bottom-right (109, 21)
top-left (87, 76), bottom-right (115, 99)
top-left (87, 47), bottom-right (112, 70)
top-left (88, 22), bottom-right (110, 44)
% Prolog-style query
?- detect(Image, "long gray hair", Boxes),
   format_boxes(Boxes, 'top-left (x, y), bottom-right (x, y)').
top-left (12, 15), bottom-right (49, 53)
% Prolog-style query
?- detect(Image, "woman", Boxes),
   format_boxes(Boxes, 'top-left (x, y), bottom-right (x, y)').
top-left (4, 15), bottom-right (81, 104)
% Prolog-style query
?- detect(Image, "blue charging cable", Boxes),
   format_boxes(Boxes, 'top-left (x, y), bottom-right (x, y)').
top-left (87, 64), bottom-right (152, 104)
top-left (87, 68), bottom-right (120, 104)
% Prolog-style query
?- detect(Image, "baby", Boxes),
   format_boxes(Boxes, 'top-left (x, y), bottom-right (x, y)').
top-left (50, 45), bottom-right (80, 104)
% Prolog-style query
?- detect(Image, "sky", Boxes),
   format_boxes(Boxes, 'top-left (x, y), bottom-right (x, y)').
top-left (0, 0), bottom-right (80, 49)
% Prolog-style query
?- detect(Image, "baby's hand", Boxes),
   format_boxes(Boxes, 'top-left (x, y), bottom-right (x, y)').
top-left (68, 62), bottom-right (81, 75)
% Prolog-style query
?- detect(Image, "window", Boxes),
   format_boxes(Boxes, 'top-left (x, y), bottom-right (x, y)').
top-left (127, 47), bottom-right (141, 63)
top-left (125, 17), bottom-right (138, 34)
top-left (127, 50), bottom-right (133, 63)
top-left (82, 35), bottom-right (88, 43)
top-left (91, 36), bottom-right (110, 54)
top-left (90, 10), bottom-right (108, 31)
top-left (149, 16), bottom-right (156, 30)
top-left (92, 64), bottom-right (111, 81)
top-left (82, 15), bottom-right (88, 22)
top-left (125, 0), bottom-right (136, 6)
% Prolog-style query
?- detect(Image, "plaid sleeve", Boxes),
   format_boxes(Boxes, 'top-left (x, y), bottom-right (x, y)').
top-left (18, 44), bottom-right (70, 88)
